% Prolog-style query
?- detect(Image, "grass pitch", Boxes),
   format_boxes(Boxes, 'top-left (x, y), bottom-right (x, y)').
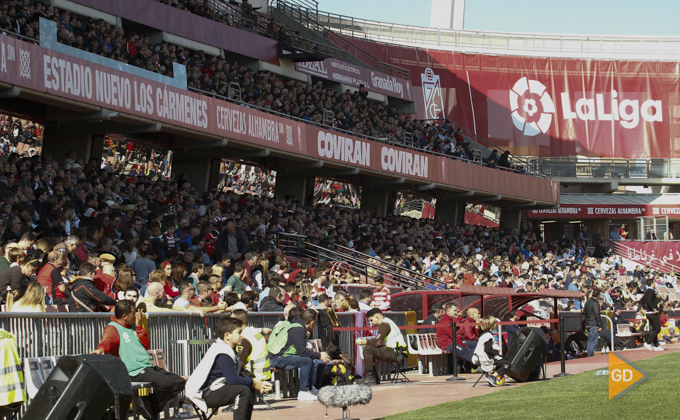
top-left (381, 352), bottom-right (679, 420)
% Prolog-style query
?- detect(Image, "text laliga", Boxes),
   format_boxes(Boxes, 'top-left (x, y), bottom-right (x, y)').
top-left (561, 91), bottom-right (661, 129)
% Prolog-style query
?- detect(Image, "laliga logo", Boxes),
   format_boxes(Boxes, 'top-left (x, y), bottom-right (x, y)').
top-left (510, 77), bottom-right (664, 136)
top-left (509, 77), bottom-right (555, 136)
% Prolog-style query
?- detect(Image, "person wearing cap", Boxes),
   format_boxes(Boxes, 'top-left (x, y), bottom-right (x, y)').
top-left (421, 303), bottom-right (444, 333)
top-left (120, 204), bottom-right (136, 230)
top-left (204, 233), bottom-right (216, 260)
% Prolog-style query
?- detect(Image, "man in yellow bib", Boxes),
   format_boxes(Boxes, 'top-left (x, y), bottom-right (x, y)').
top-left (355, 308), bottom-right (406, 385)
top-left (230, 309), bottom-right (272, 380)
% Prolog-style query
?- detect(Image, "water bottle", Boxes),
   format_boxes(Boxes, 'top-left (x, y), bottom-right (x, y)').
top-left (595, 369), bottom-right (609, 376)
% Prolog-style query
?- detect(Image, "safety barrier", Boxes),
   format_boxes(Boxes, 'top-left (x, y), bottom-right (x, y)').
top-left (0, 311), bottom-right (406, 381)
top-left (0, 313), bottom-right (112, 360)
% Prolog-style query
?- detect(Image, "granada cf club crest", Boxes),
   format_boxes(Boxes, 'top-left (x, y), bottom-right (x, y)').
top-left (421, 68), bottom-right (445, 120)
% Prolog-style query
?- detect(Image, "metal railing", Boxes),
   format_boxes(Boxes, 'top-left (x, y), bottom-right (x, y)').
top-left (271, 0), bottom-right (410, 79)
top-left (203, 0), bottom-right (269, 36)
top-left (271, 0), bottom-right (680, 61)
top-left (322, 109), bottom-right (334, 127)
top-left (527, 156), bottom-right (680, 179)
top-left (324, 30), bottom-right (410, 79)
top-left (0, 313), bottom-right (111, 360)
top-left (419, 117), bottom-right (534, 174)
top-left (2, 310), bottom-right (405, 383)
top-left (272, 232), bottom-right (445, 290)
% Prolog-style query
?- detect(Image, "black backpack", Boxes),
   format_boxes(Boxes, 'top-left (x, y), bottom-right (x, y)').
top-left (316, 308), bottom-right (340, 347)
top-left (321, 342), bottom-right (355, 386)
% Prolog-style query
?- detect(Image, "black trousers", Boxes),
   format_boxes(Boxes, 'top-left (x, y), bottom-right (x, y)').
top-left (494, 356), bottom-right (510, 377)
top-left (204, 385), bottom-right (255, 420)
top-left (130, 366), bottom-right (185, 414)
top-left (646, 313), bottom-right (662, 346)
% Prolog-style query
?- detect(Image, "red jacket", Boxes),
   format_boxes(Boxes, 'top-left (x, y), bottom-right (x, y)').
top-left (457, 316), bottom-right (480, 342)
top-left (436, 314), bottom-right (465, 350)
top-left (96, 317), bottom-right (149, 357)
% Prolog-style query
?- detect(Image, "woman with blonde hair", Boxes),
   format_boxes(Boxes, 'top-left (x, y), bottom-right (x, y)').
top-left (299, 281), bottom-right (312, 302)
top-left (9, 281), bottom-right (46, 312)
top-left (211, 264), bottom-right (224, 278)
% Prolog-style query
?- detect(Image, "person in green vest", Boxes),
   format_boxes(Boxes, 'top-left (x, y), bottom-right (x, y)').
top-left (268, 309), bottom-right (331, 401)
top-left (92, 300), bottom-right (185, 420)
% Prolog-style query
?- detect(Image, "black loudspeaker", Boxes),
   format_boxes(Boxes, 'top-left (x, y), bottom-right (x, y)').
top-left (23, 354), bottom-right (133, 420)
top-left (505, 327), bottom-right (548, 382)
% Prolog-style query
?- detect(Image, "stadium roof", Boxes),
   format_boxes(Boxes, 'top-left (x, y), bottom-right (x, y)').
top-left (560, 194), bottom-right (680, 206)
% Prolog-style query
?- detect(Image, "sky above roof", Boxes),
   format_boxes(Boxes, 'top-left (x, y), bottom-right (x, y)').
top-left (314, 0), bottom-right (680, 36)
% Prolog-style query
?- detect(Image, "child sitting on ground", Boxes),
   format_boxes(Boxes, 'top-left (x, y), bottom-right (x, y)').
top-left (472, 315), bottom-right (511, 387)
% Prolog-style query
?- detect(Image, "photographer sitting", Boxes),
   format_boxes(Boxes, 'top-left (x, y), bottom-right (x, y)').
top-left (355, 308), bottom-right (406, 386)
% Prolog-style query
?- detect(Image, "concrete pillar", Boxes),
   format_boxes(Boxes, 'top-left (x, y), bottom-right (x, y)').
top-left (360, 189), bottom-right (390, 217)
top-left (434, 199), bottom-right (463, 225)
top-left (173, 158), bottom-right (211, 192)
top-left (42, 126), bottom-right (93, 164)
top-left (274, 173), bottom-right (307, 203)
top-left (500, 209), bottom-right (521, 232)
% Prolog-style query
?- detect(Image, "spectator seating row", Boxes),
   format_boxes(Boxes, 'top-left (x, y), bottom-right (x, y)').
top-left (406, 333), bottom-right (450, 377)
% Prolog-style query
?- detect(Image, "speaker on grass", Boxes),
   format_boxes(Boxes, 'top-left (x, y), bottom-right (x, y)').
top-left (505, 327), bottom-right (548, 382)
top-left (23, 354), bottom-right (133, 420)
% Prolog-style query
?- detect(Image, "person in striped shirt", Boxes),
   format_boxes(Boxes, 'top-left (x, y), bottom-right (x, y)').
top-left (371, 277), bottom-right (391, 311)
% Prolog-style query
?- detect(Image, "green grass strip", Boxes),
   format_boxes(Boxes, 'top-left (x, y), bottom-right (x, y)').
top-left (380, 352), bottom-right (680, 420)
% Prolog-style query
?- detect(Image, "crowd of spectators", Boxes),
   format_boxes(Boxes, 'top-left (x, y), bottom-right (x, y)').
top-left (0, 146), bottom-right (677, 322)
top-left (0, 150), bottom-right (405, 316)
top-left (1, 114), bottom-right (42, 158)
top-left (1, 0), bottom-right (525, 174)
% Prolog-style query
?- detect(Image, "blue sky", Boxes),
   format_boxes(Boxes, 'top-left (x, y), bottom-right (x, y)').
top-left (314, 0), bottom-right (680, 36)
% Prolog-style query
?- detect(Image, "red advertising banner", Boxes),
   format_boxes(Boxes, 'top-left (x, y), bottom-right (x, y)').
top-left (0, 34), bottom-right (559, 203)
top-left (342, 36), bottom-right (680, 159)
top-left (610, 241), bottom-right (680, 273)
top-left (528, 204), bottom-right (680, 219)
top-left (295, 58), bottom-right (413, 101)
top-left (69, 0), bottom-right (279, 64)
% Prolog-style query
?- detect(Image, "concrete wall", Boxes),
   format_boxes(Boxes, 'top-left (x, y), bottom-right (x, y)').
top-left (50, 0), bottom-right (121, 26)
top-left (499, 209), bottom-right (521, 231)
top-left (435, 200), bottom-right (464, 225)
top-left (275, 173), bottom-right (307, 203)
top-left (259, 59), bottom-right (310, 83)
top-left (42, 125), bottom-right (92, 165)
top-left (163, 32), bottom-right (222, 57)
top-left (173, 158), bottom-right (211, 192)
top-left (360, 189), bottom-right (389, 217)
